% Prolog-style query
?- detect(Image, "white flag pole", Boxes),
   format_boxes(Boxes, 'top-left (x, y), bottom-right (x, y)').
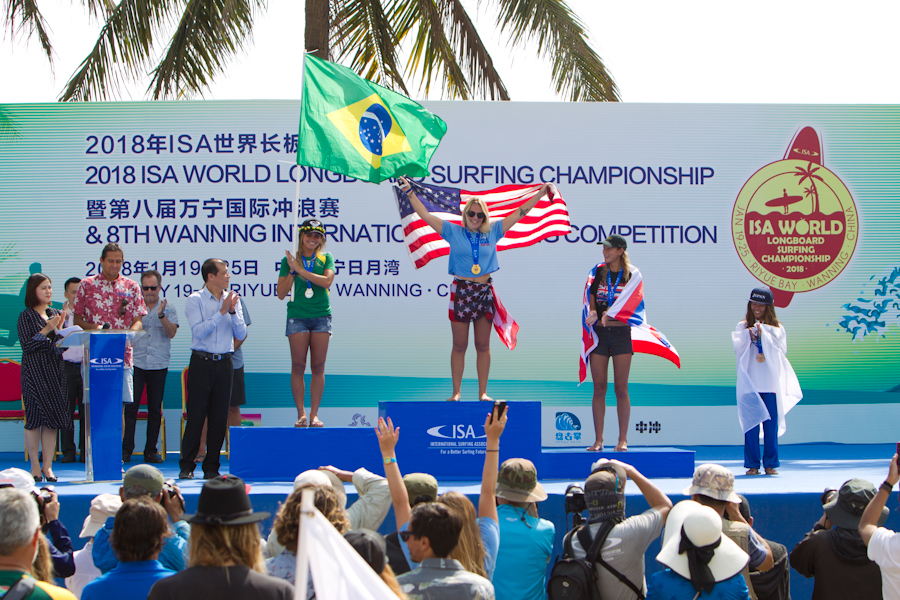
top-left (293, 53), bottom-right (310, 256)
top-left (294, 488), bottom-right (315, 600)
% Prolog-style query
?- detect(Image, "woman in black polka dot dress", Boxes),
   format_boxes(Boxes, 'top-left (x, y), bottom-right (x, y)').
top-left (17, 273), bottom-right (69, 482)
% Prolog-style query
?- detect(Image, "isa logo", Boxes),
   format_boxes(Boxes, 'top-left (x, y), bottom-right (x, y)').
top-left (555, 412), bottom-right (582, 443)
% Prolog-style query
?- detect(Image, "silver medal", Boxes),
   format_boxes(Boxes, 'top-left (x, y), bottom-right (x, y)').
top-left (305, 288), bottom-right (314, 299)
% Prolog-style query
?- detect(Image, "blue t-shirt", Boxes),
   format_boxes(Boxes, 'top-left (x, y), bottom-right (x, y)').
top-left (400, 517), bottom-right (501, 581)
top-left (493, 504), bottom-right (555, 600)
top-left (646, 569), bottom-right (750, 600)
top-left (81, 560), bottom-right (174, 600)
top-left (442, 220), bottom-right (504, 277)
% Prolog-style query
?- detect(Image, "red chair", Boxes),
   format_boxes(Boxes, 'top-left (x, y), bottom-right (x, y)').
top-left (0, 359), bottom-right (26, 459)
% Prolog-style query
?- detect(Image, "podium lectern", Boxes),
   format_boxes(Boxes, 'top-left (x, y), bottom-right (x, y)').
top-left (58, 330), bottom-right (145, 482)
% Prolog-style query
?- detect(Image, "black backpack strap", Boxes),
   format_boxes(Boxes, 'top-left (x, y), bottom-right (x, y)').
top-left (2, 575), bottom-right (36, 600)
top-left (582, 520), bottom-right (646, 600)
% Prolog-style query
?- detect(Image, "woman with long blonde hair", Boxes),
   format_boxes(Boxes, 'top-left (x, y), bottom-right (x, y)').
top-left (584, 234), bottom-right (635, 452)
top-left (398, 177), bottom-right (552, 401)
top-left (277, 219), bottom-right (336, 428)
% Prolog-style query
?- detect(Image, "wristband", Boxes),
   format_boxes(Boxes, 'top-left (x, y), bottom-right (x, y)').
top-left (290, 270), bottom-right (298, 277)
top-left (882, 481), bottom-right (895, 494)
top-left (486, 449), bottom-right (499, 453)
top-left (383, 457), bottom-right (397, 464)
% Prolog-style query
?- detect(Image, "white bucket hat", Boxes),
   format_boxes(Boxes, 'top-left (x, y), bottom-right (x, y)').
top-left (657, 501), bottom-right (748, 592)
top-left (293, 469), bottom-right (347, 509)
top-left (80, 494), bottom-right (123, 538)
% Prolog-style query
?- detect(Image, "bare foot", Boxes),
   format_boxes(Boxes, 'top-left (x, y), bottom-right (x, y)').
top-left (586, 442), bottom-right (604, 452)
top-left (447, 393), bottom-right (461, 402)
top-left (479, 394), bottom-right (493, 402)
top-left (614, 442), bottom-right (628, 452)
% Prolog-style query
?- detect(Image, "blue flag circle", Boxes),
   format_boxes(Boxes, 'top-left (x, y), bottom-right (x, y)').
top-left (359, 104), bottom-right (393, 156)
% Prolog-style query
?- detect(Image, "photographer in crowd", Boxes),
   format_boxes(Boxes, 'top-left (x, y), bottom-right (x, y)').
top-left (81, 498), bottom-right (175, 600)
top-left (93, 465), bottom-right (188, 573)
top-left (791, 479), bottom-right (885, 599)
top-left (66, 494), bottom-right (122, 598)
top-left (0, 467), bottom-right (75, 579)
top-left (731, 495), bottom-right (789, 600)
top-left (0, 487), bottom-right (76, 599)
top-left (859, 451), bottom-right (900, 599)
top-left (564, 459), bottom-right (672, 600)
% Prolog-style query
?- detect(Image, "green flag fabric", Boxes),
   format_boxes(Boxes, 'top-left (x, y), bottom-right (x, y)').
top-left (297, 55), bottom-right (448, 183)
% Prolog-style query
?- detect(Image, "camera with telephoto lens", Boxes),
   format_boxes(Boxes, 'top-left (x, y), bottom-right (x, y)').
top-left (821, 487), bottom-right (838, 506)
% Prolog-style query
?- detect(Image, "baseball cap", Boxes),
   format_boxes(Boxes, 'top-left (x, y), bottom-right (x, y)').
top-left (403, 473), bottom-right (439, 506)
top-left (496, 458), bottom-right (547, 503)
top-left (344, 529), bottom-right (388, 574)
top-left (293, 469), bottom-right (347, 510)
top-left (80, 494), bottom-right (123, 538)
top-left (598, 234), bottom-right (627, 249)
top-left (683, 464), bottom-right (742, 503)
top-left (123, 464), bottom-right (164, 496)
top-left (0, 468), bottom-right (39, 494)
top-left (748, 288), bottom-right (774, 305)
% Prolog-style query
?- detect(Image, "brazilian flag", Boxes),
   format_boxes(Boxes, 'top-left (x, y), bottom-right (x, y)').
top-left (298, 55), bottom-right (448, 184)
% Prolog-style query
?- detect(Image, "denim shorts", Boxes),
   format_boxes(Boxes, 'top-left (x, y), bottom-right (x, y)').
top-left (286, 315), bottom-right (332, 336)
top-left (591, 325), bottom-right (633, 357)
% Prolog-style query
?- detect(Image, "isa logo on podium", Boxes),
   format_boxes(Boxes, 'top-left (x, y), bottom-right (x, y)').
top-left (379, 401), bottom-right (540, 480)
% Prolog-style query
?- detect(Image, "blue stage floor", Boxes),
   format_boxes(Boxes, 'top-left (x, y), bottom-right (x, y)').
top-left (4, 443), bottom-right (898, 600)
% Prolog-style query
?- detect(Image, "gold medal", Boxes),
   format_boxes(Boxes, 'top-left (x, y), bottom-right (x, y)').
top-left (472, 264), bottom-right (481, 275)
top-left (757, 354), bottom-right (765, 363)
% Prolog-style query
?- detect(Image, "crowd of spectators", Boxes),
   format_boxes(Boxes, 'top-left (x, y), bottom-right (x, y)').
top-left (1, 414), bottom-right (898, 600)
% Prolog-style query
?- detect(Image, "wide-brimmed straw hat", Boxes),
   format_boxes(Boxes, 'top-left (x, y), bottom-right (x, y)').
top-left (657, 501), bottom-right (748, 586)
top-left (185, 475), bottom-right (269, 525)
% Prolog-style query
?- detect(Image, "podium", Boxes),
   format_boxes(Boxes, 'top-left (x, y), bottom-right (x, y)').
top-left (58, 330), bottom-right (145, 482)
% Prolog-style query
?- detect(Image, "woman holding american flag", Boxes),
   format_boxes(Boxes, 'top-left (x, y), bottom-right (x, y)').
top-left (397, 176), bottom-right (553, 402)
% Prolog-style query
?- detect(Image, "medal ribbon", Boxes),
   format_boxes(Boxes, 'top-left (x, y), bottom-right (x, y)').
top-left (606, 268), bottom-right (624, 307)
top-left (753, 326), bottom-right (764, 357)
top-left (465, 229), bottom-right (482, 271)
top-left (301, 254), bottom-right (316, 294)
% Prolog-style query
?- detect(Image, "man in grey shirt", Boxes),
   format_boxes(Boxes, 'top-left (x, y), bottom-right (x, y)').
top-left (124, 270), bottom-right (178, 464)
top-left (569, 459), bottom-right (672, 600)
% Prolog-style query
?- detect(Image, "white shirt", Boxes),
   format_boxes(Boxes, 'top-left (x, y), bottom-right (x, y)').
top-left (868, 527), bottom-right (900, 600)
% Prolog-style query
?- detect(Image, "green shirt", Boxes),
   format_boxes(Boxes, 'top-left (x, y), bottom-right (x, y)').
top-left (279, 254), bottom-right (335, 319)
top-left (0, 570), bottom-right (76, 599)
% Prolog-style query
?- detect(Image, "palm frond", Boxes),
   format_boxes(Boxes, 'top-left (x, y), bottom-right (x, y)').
top-left (0, 107), bottom-right (23, 143)
top-left (491, 0), bottom-right (619, 101)
top-left (4, 0), bottom-right (54, 65)
top-left (392, 0), bottom-right (470, 99)
top-left (446, 0), bottom-right (508, 100)
top-left (331, 0), bottom-right (409, 94)
top-left (148, 0), bottom-right (265, 100)
top-left (58, 0), bottom-right (181, 101)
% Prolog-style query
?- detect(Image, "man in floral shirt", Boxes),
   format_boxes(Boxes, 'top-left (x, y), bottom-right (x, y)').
top-left (74, 243), bottom-right (147, 458)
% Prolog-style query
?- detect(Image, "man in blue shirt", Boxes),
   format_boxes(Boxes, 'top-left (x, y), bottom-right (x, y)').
top-left (179, 258), bottom-right (247, 480)
top-left (82, 498), bottom-right (175, 600)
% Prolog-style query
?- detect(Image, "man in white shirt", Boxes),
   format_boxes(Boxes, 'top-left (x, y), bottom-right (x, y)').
top-left (178, 259), bottom-right (246, 480)
top-left (860, 450), bottom-right (900, 600)
top-left (60, 277), bottom-right (84, 463)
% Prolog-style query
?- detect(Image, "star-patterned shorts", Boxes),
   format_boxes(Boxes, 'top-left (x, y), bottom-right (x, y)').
top-left (449, 278), bottom-right (494, 323)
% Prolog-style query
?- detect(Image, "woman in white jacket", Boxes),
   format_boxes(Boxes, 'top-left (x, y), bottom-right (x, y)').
top-left (732, 288), bottom-right (802, 475)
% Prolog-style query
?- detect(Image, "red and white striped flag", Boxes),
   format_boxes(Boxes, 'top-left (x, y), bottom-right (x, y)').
top-left (393, 180), bottom-right (571, 269)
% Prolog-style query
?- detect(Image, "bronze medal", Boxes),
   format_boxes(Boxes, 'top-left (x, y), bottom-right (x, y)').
top-left (757, 354), bottom-right (765, 363)
top-left (472, 264), bottom-right (481, 275)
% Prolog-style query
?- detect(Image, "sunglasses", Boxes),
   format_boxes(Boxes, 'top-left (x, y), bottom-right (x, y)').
top-left (142, 285), bottom-right (159, 291)
top-left (119, 297), bottom-right (128, 316)
top-left (399, 530), bottom-right (417, 542)
top-left (466, 211), bottom-right (485, 219)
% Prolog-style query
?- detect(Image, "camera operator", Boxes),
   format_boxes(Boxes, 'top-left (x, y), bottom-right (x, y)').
top-left (859, 451), bottom-right (900, 599)
top-left (93, 465), bottom-right (188, 574)
top-left (790, 479), bottom-right (885, 600)
top-left (0, 467), bottom-right (75, 578)
top-left (567, 459), bottom-right (672, 600)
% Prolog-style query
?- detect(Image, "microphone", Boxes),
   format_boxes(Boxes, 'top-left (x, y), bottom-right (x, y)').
top-left (45, 308), bottom-right (53, 318)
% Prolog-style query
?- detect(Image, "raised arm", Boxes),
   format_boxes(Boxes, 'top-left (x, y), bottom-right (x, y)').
top-left (398, 177), bottom-right (445, 234)
top-left (479, 405), bottom-right (507, 522)
top-left (612, 459), bottom-right (673, 522)
top-left (376, 416), bottom-right (410, 531)
top-left (860, 453), bottom-right (899, 546)
top-left (502, 183), bottom-right (552, 234)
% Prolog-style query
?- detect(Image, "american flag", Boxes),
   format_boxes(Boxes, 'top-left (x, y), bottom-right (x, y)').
top-left (393, 180), bottom-right (571, 269)
top-left (579, 264), bottom-right (680, 384)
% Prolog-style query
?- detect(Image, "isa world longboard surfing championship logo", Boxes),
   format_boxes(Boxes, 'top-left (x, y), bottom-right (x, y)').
top-left (732, 127), bottom-right (858, 307)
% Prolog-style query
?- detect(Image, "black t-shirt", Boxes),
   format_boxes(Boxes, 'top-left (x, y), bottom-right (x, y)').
top-left (590, 268), bottom-right (627, 315)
